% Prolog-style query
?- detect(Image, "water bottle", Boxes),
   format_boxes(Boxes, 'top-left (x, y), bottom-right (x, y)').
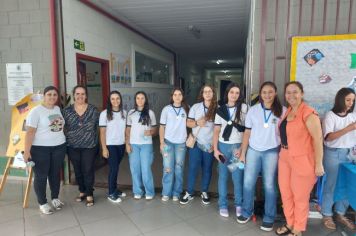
top-left (162, 145), bottom-right (169, 158)
top-left (143, 126), bottom-right (150, 141)
top-left (197, 142), bottom-right (212, 152)
top-left (26, 160), bottom-right (35, 176)
top-left (227, 158), bottom-right (244, 172)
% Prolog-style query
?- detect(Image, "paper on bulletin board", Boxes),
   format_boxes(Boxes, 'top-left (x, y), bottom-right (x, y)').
top-left (6, 63), bottom-right (34, 105)
top-left (6, 93), bottom-right (43, 158)
top-left (290, 34), bottom-right (356, 118)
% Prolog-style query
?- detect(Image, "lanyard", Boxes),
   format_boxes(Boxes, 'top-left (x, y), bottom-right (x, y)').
top-left (262, 103), bottom-right (272, 128)
top-left (172, 105), bottom-right (182, 118)
top-left (227, 105), bottom-right (236, 121)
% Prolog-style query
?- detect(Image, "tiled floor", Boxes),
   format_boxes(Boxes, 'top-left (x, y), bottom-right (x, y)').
top-left (0, 180), bottom-right (354, 236)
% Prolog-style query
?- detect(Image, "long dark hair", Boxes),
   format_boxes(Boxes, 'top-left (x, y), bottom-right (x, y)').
top-left (259, 81), bottom-right (283, 117)
top-left (169, 87), bottom-right (189, 114)
top-left (197, 85), bottom-right (217, 121)
top-left (331, 87), bottom-right (355, 114)
top-left (133, 91), bottom-right (150, 126)
top-left (106, 90), bottom-right (125, 121)
top-left (223, 83), bottom-right (244, 123)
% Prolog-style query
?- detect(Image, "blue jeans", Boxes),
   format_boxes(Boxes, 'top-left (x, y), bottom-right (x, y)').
top-left (186, 143), bottom-right (214, 194)
top-left (161, 139), bottom-right (187, 197)
top-left (107, 145), bottom-right (125, 195)
top-left (241, 146), bottom-right (279, 223)
top-left (218, 142), bottom-right (243, 209)
top-left (129, 144), bottom-right (155, 197)
top-left (321, 146), bottom-right (351, 216)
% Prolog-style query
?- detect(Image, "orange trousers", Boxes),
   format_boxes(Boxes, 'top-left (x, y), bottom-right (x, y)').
top-left (278, 148), bottom-right (317, 231)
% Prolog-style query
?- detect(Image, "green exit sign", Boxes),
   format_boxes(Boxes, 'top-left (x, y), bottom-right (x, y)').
top-left (74, 39), bottom-right (85, 51)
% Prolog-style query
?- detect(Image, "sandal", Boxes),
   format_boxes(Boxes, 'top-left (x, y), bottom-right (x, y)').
top-left (323, 216), bottom-right (336, 230)
top-left (287, 231), bottom-right (302, 236)
top-left (86, 196), bottom-right (94, 207)
top-left (75, 194), bottom-right (86, 202)
top-left (275, 224), bottom-right (292, 235)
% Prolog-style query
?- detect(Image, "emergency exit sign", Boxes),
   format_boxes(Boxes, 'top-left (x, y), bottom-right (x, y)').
top-left (74, 39), bottom-right (85, 51)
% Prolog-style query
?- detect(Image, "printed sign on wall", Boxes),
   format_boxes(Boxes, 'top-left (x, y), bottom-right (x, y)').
top-left (6, 63), bottom-right (34, 105)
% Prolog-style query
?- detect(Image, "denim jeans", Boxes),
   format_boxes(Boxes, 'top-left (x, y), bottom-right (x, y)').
top-left (129, 144), bottom-right (155, 197)
top-left (218, 142), bottom-right (243, 209)
top-left (186, 142), bottom-right (214, 194)
top-left (321, 146), bottom-right (351, 216)
top-left (161, 139), bottom-right (187, 197)
top-left (107, 145), bottom-right (125, 195)
top-left (241, 146), bottom-right (279, 223)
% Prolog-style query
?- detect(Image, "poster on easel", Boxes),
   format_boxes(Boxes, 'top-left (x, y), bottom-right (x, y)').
top-left (6, 93), bottom-right (43, 161)
top-left (290, 34), bottom-right (356, 118)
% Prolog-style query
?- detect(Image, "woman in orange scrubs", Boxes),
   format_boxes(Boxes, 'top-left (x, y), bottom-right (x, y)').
top-left (276, 81), bottom-right (324, 236)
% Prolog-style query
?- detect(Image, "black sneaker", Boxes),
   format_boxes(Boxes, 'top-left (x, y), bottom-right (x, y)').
top-left (180, 191), bottom-right (194, 205)
top-left (201, 192), bottom-right (210, 205)
top-left (115, 189), bottom-right (126, 197)
top-left (260, 222), bottom-right (274, 232)
top-left (236, 215), bottom-right (251, 224)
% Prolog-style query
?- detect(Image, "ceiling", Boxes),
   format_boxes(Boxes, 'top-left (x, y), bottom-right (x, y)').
top-left (89, 0), bottom-right (250, 67)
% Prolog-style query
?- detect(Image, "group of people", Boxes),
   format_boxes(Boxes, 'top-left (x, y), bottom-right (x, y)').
top-left (23, 81), bottom-right (356, 236)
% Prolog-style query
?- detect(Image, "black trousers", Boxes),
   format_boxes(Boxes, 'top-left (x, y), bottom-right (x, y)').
top-left (67, 146), bottom-right (97, 196)
top-left (31, 143), bottom-right (66, 205)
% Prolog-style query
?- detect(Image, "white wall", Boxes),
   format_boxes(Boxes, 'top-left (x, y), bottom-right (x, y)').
top-left (62, 0), bottom-right (175, 116)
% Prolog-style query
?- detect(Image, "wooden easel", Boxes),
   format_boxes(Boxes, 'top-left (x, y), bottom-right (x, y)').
top-left (0, 156), bottom-right (33, 208)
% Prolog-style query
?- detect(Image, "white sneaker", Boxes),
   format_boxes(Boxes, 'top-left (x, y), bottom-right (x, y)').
top-left (236, 206), bottom-right (242, 217)
top-left (51, 199), bottom-right (64, 210)
top-left (172, 196), bottom-right (179, 201)
top-left (161, 196), bottom-right (169, 201)
top-left (145, 195), bottom-right (154, 200)
top-left (219, 208), bottom-right (229, 218)
top-left (39, 203), bottom-right (54, 215)
top-left (134, 195), bottom-right (142, 199)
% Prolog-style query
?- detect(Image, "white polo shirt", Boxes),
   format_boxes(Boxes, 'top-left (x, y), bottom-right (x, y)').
top-left (188, 102), bottom-right (214, 145)
top-left (126, 109), bottom-right (157, 145)
top-left (245, 103), bottom-right (286, 151)
top-left (323, 111), bottom-right (356, 148)
top-left (99, 109), bottom-right (127, 145)
top-left (160, 104), bottom-right (187, 144)
top-left (214, 103), bottom-right (248, 144)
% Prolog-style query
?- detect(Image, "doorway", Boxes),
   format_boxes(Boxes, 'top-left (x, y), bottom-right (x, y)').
top-left (76, 53), bottom-right (110, 110)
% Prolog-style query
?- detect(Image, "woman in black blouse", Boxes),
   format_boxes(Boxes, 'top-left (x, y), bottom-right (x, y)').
top-left (62, 85), bottom-right (99, 207)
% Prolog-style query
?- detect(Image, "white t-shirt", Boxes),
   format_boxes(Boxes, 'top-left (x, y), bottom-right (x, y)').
top-left (126, 109), bottom-right (157, 145)
top-left (188, 102), bottom-right (214, 145)
top-left (214, 104), bottom-right (248, 144)
top-left (160, 105), bottom-right (187, 144)
top-left (245, 104), bottom-right (286, 151)
top-left (99, 109), bottom-right (127, 145)
top-left (26, 105), bottom-right (66, 146)
top-left (323, 111), bottom-right (356, 148)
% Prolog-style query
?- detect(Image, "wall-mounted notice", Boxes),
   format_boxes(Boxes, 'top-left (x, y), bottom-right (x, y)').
top-left (290, 34), bottom-right (356, 118)
top-left (6, 63), bottom-right (34, 105)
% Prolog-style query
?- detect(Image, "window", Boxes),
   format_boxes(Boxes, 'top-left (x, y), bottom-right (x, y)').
top-left (135, 51), bottom-right (172, 85)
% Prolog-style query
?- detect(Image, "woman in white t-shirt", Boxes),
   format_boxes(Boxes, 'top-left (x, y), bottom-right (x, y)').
top-left (126, 91), bottom-right (158, 200)
top-left (321, 88), bottom-right (356, 230)
top-left (236, 81), bottom-right (285, 232)
top-left (180, 85), bottom-right (218, 205)
top-left (159, 88), bottom-right (189, 202)
top-left (99, 91), bottom-right (127, 203)
top-left (213, 82), bottom-right (247, 218)
top-left (24, 86), bottom-right (66, 215)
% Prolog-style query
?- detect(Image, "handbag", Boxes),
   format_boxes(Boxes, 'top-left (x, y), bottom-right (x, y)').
top-left (186, 127), bottom-right (201, 148)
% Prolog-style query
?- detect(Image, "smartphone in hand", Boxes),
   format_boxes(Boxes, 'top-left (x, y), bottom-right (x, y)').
top-left (218, 154), bottom-right (226, 163)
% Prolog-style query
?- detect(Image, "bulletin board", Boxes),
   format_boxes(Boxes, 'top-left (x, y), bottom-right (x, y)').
top-left (290, 34), bottom-right (356, 117)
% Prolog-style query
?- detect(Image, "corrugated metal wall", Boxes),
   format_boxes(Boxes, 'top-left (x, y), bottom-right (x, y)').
top-left (246, 0), bottom-right (356, 98)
